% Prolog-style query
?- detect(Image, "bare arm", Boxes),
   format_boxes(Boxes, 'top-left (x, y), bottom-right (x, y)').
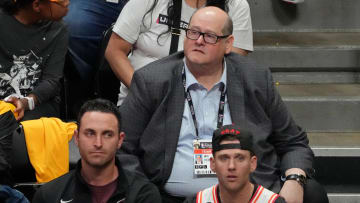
top-left (279, 168), bottom-right (306, 203)
top-left (6, 93), bottom-right (39, 121)
top-left (232, 46), bottom-right (250, 56)
top-left (105, 32), bottom-right (134, 88)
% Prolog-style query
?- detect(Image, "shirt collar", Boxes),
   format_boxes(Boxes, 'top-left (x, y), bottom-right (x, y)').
top-left (183, 58), bottom-right (227, 91)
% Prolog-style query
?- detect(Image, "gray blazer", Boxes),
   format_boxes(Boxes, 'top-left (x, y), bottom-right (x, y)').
top-left (118, 51), bottom-right (314, 192)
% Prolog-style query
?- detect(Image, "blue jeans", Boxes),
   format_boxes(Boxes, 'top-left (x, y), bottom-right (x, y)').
top-left (63, 0), bottom-right (127, 81)
top-left (0, 185), bottom-right (29, 203)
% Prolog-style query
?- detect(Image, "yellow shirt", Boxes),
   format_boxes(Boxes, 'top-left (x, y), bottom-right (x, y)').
top-left (0, 100), bottom-right (18, 119)
top-left (21, 117), bottom-right (77, 183)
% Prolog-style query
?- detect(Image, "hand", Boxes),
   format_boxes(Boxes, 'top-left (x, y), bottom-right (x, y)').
top-left (279, 180), bottom-right (304, 203)
top-left (6, 96), bottom-right (27, 121)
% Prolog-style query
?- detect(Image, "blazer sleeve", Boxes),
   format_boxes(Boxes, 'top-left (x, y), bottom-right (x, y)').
top-left (117, 70), bottom-right (154, 176)
top-left (265, 69), bottom-right (314, 175)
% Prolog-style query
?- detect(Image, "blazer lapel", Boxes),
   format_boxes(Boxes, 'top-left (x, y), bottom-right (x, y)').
top-left (163, 62), bottom-right (185, 184)
top-left (226, 56), bottom-right (246, 125)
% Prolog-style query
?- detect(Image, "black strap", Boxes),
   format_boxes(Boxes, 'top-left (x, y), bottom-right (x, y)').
top-left (182, 68), bottom-right (226, 138)
top-left (169, 0), bottom-right (182, 55)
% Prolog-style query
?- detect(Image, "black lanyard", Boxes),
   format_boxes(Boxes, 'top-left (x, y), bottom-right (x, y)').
top-left (182, 68), bottom-right (226, 138)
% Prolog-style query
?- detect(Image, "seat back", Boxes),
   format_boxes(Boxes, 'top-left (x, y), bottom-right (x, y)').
top-left (10, 124), bottom-right (81, 200)
top-left (94, 24), bottom-right (120, 104)
top-left (11, 126), bottom-right (35, 184)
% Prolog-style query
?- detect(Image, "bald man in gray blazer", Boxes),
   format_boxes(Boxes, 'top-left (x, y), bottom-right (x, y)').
top-left (118, 6), bottom-right (327, 203)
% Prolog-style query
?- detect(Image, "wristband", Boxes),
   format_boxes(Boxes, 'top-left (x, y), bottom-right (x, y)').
top-left (281, 174), bottom-right (307, 187)
top-left (24, 97), bottom-right (35, 110)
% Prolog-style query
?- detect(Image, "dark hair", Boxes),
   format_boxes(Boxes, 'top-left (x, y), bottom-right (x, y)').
top-left (77, 98), bottom-right (122, 133)
top-left (142, 0), bottom-right (230, 46)
top-left (212, 134), bottom-right (255, 157)
top-left (0, 0), bottom-right (39, 15)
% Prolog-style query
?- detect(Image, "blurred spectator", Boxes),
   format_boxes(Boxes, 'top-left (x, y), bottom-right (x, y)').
top-left (63, 0), bottom-right (127, 95)
top-left (0, 0), bottom-right (69, 121)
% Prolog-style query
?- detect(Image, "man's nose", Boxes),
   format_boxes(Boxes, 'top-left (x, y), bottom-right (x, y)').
top-left (94, 135), bottom-right (103, 148)
top-left (228, 159), bottom-right (236, 170)
top-left (195, 34), bottom-right (205, 45)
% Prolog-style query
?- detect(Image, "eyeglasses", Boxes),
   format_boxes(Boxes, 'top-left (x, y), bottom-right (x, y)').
top-left (185, 29), bottom-right (229, 44)
top-left (48, 0), bottom-right (69, 7)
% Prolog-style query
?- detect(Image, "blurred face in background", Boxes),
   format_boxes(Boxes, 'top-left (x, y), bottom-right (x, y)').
top-left (38, 0), bottom-right (69, 21)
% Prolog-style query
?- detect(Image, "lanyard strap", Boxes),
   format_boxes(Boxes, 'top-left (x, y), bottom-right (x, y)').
top-left (182, 68), bottom-right (226, 138)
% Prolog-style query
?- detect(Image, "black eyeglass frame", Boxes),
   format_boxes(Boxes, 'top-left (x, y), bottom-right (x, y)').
top-left (185, 28), bottom-right (230, 44)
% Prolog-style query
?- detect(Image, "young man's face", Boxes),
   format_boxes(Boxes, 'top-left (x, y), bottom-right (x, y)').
top-left (211, 139), bottom-right (257, 193)
top-left (75, 111), bottom-right (124, 169)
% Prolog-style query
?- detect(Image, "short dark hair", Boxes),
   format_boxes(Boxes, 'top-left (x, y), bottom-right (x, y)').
top-left (0, 0), bottom-right (42, 15)
top-left (77, 98), bottom-right (122, 133)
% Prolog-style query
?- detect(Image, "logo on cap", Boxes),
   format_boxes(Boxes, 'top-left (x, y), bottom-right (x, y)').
top-left (221, 128), bottom-right (240, 135)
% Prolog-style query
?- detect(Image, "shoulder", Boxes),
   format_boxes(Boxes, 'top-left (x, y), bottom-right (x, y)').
top-left (227, 0), bottom-right (250, 10)
top-left (189, 185), bottom-right (218, 203)
top-left (255, 185), bottom-right (285, 203)
top-left (48, 20), bottom-right (68, 38)
top-left (227, 0), bottom-right (250, 15)
top-left (33, 20), bottom-right (68, 46)
top-left (226, 53), bottom-right (269, 76)
top-left (55, 20), bottom-right (68, 33)
top-left (37, 171), bottom-right (73, 191)
top-left (33, 171), bottom-right (74, 202)
top-left (226, 53), bottom-right (272, 94)
top-left (133, 51), bottom-right (184, 82)
top-left (122, 0), bottom-right (158, 9)
top-left (123, 168), bottom-right (154, 189)
top-left (122, 169), bottom-right (161, 202)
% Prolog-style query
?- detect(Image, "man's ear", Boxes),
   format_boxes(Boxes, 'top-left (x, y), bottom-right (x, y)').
top-left (74, 129), bottom-right (79, 147)
top-left (32, 0), bottom-right (41, 13)
top-left (210, 156), bottom-right (216, 173)
top-left (250, 155), bottom-right (257, 173)
top-left (117, 132), bottom-right (125, 149)
top-left (225, 35), bottom-right (234, 54)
